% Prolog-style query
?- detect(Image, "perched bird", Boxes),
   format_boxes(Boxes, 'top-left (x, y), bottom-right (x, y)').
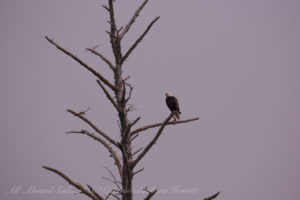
top-left (165, 92), bottom-right (181, 119)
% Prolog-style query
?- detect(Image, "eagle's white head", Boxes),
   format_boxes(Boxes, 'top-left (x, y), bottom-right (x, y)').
top-left (165, 92), bottom-right (170, 97)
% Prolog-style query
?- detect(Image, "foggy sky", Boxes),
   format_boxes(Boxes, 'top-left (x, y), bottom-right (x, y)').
top-left (1, 0), bottom-right (300, 200)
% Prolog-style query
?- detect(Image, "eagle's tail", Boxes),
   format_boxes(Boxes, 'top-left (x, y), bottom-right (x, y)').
top-left (174, 111), bottom-right (180, 119)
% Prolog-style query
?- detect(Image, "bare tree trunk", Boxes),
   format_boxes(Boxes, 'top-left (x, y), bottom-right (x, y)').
top-left (42, 1), bottom-right (218, 200)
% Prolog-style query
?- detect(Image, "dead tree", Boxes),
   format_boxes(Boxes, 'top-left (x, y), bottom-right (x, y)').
top-left (43, 1), bottom-right (219, 200)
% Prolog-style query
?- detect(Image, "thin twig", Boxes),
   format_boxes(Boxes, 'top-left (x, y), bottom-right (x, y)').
top-left (97, 80), bottom-right (121, 113)
top-left (130, 117), bottom-right (141, 128)
top-left (132, 147), bottom-right (143, 156)
top-left (66, 130), bottom-right (122, 178)
top-left (79, 107), bottom-right (90, 115)
top-left (117, 27), bottom-right (124, 35)
top-left (125, 83), bottom-right (134, 103)
top-left (122, 16), bottom-right (160, 64)
top-left (67, 109), bottom-right (119, 147)
top-left (131, 133), bottom-right (139, 142)
top-left (106, 30), bottom-right (119, 39)
top-left (123, 75), bottom-right (131, 82)
top-left (102, 177), bottom-right (122, 191)
top-left (102, 5), bottom-right (110, 12)
top-left (42, 166), bottom-right (99, 200)
top-left (104, 167), bottom-right (122, 191)
top-left (132, 113), bottom-right (174, 168)
top-left (133, 167), bottom-right (144, 176)
top-left (45, 36), bottom-right (115, 91)
top-left (119, 0), bottom-right (150, 39)
top-left (112, 194), bottom-right (121, 200)
top-left (204, 192), bottom-right (220, 200)
top-left (130, 117), bottom-right (199, 136)
top-left (104, 190), bottom-right (114, 200)
top-left (86, 48), bottom-right (115, 71)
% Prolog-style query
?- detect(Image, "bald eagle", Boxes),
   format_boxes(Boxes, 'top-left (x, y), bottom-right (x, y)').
top-left (165, 92), bottom-right (181, 119)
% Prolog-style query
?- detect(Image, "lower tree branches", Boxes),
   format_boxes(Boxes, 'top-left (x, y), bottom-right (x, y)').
top-left (42, 166), bottom-right (101, 200)
top-left (66, 130), bottom-right (123, 178)
top-left (132, 113), bottom-right (174, 168)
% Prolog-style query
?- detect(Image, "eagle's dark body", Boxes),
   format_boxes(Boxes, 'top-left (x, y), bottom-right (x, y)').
top-left (165, 94), bottom-right (181, 119)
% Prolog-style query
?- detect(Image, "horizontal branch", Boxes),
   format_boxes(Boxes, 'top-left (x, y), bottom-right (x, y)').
top-left (132, 113), bottom-right (173, 168)
top-left (42, 166), bottom-right (99, 200)
top-left (45, 36), bottom-right (115, 91)
top-left (122, 16), bottom-right (160, 64)
top-left (86, 48), bottom-right (115, 71)
top-left (67, 109), bottom-right (119, 147)
top-left (66, 130), bottom-right (123, 178)
top-left (204, 192), bottom-right (220, 200)
top-left (119, 0), bottom-right (150, 39)
top-left (130, 117), bottom-right (199, 136)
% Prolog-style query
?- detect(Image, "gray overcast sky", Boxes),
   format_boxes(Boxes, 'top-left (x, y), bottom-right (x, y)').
top-left (1, 0), bottom-right (300, 200)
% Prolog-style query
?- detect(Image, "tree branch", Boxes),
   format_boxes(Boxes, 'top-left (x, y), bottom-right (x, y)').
top-left (45, 36), bottom-right (115, 91)
top-left (132, 147), bottom-right (143, 156)
top-left (131, 133), bottom-right (139, 142)
top-left (87, 184), bottom-right (104, 200)
top-left (107, 0), bottom-right (123, 66)
top-left (130, 117), bottom-right (199, 136)
top-left (86, 48), bottom-right (115, 71)
top-left (144, 188), bottom-right (158, 200)
top-left (66, 130), bottom-right (123, 178)
top-left (125, 83), bottom-right (134, 103)
top-left (133, 167), bottom-right (144, 176)
top-left (42, 166), bottom-right (100, 200)
top-left (97, 80), bottom-right (121, 113)
top-left (130, 117), bottom-right (141, 128)
top-left (122, 16), bottom-right (160, 64)
top-left (119, 0), bottom-right (150, 39)
top-left (112, 193), bottom-right (121, 200)
top-left (204, 192), bottom-right (220, 200)
top-left (108, 0), bottom-right (117, 36)
top-left (132, 113), bottom-right (173, 168)
top-left (103, 167), bottom-right (122, 191)
top-left (67, 109), bottom-right (119, 147)
top-left (102, 5), bottom-right (110, 12)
